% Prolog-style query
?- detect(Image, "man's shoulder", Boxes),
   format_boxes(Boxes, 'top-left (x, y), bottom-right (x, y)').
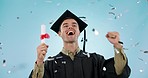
top-left (46, 52), bottom-right (63, 61)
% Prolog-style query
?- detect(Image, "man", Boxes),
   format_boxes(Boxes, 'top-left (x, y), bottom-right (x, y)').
top-left (29, 10), bottom-right (131, 78)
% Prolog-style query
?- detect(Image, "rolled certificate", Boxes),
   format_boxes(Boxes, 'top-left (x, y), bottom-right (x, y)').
top-left (41, 24), bottom-right (46, 43)
top-left (40, 24), bottom-right (49, 43)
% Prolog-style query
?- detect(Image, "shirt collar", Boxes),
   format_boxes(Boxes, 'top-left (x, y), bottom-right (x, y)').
top-left (61, 47), bottom-right (81, 56)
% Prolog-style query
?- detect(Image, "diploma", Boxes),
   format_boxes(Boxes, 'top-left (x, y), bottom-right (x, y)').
top-left (41, 24), bottom-right (49, 43)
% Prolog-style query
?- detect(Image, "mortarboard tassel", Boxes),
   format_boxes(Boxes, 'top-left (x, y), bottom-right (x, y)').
top-left (83, 29), bottom-right (86, 52)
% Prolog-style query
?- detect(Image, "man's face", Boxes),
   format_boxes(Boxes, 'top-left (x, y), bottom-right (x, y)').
top-left (58, 18), bottom-right (80, 43)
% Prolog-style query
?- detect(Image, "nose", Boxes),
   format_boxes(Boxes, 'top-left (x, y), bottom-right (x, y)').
top-left (68, 25), bottom-right (73, 29)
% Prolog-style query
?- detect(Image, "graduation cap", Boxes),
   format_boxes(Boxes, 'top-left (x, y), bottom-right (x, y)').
top-left (50, 10), bottom-right (88, 52)
top-left (50, 10), bottom-right (88, 33)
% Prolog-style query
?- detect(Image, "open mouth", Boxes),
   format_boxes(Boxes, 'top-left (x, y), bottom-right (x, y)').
top-left (67, 31), bottom-right (75, 36)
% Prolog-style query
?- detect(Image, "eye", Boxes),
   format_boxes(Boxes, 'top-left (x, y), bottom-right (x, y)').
top-left (63, 25), bottom-right (68, 28)
top-left (72, 24), bottom-right (77, 27)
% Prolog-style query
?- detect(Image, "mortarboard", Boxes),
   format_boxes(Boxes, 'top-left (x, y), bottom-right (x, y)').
top-left (50, 10), bottom-right (88, 33)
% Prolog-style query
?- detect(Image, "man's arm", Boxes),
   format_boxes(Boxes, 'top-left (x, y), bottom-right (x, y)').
top-left (29, 62), bottom-right (44, 78)
top-left (103, 57), bottom-right (131, 78)
top-left (29, 43), bottom-right (48, 78)
top-left (104, 31), bottom-right (131, 77)
top-left (114, 47), bottom-right (127, 75)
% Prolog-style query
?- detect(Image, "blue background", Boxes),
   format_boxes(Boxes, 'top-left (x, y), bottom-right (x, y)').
top-left (0, 0), bottom-right (148, 78)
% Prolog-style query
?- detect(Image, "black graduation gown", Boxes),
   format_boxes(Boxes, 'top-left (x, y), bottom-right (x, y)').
top-left (29, 50), bottom-right (131, 78)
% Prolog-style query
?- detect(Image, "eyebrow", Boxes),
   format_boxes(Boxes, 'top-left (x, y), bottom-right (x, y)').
top-left (62, 23), bottom-right (68, 26)
top-left (72, 22), bottom-right (78, 25)
top-left (62, 22), bottom-right (78, 26)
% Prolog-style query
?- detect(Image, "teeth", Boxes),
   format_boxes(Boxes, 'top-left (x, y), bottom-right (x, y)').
top-left (68, 31), bottom-right (74, 35)
top-left (68, 31), bottom-right (73, 34)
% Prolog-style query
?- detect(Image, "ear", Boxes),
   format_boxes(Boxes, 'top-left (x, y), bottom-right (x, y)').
top-left (58, 31), bottom-right (61, 37)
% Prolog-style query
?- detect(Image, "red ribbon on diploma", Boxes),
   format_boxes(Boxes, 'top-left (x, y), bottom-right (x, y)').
top-left (40, 33), bottom-right (50, 40)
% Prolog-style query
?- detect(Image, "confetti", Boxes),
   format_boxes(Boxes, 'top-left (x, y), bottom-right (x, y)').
top-left (94, 30), bottom-right (99, 36)
top-left (30, 11), bottom-right (32, 13)
top-left (0, 42), bottom-right (3, 45)
top-left (139, 49), bottom-right (146, 53)
top-left (108, 4), bottom-right (123, 19)
top-left (108, 4), bottom-right (117, 19)
top-left (79, 16), bottom-right (87, 21)
top-left (85, 39), bottom-right (88, 42)
top-left (109, 12), bottom-right (115, 15)
top-left (144, 51), bottom-right (148, 53)
top-left (81, 38), bottom-right (87, 42)
top-left (7, 70), bottom-right (11, 74)
top-left (109, 4), bottom-right (116, 10)
top-left (6, 64), bottom-right (26, 73)
top-left (3, 59), bottom-right (6, 63)
top-left (6, 65), bottom-right (22, 74)
top-left (83, 19), bottom-right (88, 22)
top-left (138, 58), bottom-right (144, 61)
top-left (92, 28), bottom-right (95, 32)
top-left (81, 38), bottom-right (83, 42)
top-left (17, 17), bottom-right (19, 19)
top-left (114, 16), bottom-right (118, 19)
top-left (2, 59), bottom-right (6, 67)
top-left (119, 13), bottom-right (123, 17)
top-left (131, 42), bottom-right (140, 47)
top-left (111, 7), bottom-right (116, 10)
top-left (115, 13), bottom-right (122, 19)
top-left (139, 69), bottom-right (144, 73)
top-left (92, 28), bottom-right (99, 36)
top-left (130, 38), bottom-right (133, 41)
top-left (103, 67), bottom-right (106, 71)
top-left (109, 4), bottom-right (114, 7)
top-left (62, 61), bottom-right (66, 64)
top-left (134, 42), bottom-right (140, 46)
top-left (136, 0), bottom-right (141, 3)
top-left (57, 3), bottom-right (61, 6)
top-left (49, 20), bottom-right (54, 24)
top-left (121, 27), bottom-right (124, 30)
top-left (123, 48), bottom-right (129, 50)
top-left (79, 16), bottom-right (86, 19)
